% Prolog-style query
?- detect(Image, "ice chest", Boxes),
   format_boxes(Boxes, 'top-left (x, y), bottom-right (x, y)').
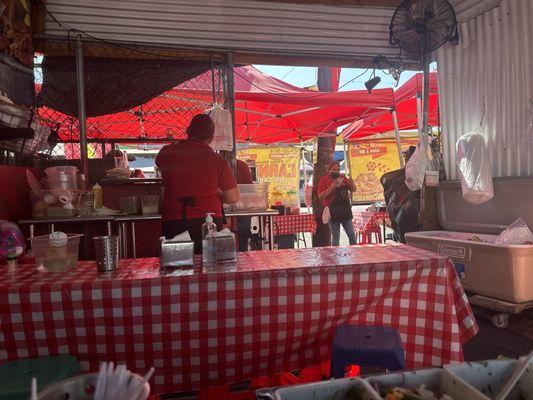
top-left (406, 177), bottom-right (533, 304)
top-left (405, 231), bottom-right (533, 303)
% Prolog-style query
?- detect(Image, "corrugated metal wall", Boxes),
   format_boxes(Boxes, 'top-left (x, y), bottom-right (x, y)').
top-left (437, 0), bottom-right (533, 179)
top-left (450, 0), bottom-right (501, 21)
top-left (43, 0), bottom-right (407, 63)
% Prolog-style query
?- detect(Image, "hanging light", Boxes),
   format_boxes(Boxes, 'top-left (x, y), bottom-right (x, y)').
top-left (389, 68), bottom-right (402, 87)
top-left (364, 72), bottom-right (381, 93)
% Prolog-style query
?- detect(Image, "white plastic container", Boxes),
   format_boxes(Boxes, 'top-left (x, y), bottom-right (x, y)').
top-left (140, 195), bottom-right (160, 215)
top-left (366, 368), bottom-right (487, 399)
top-left (31, 233), bottom-right (83, 272)
top-left (255, 377), bottom-right (381, 400)
top-left (119, 196), bottom-right (140, 215)
top-left (232, 183), bottom-right (269, 211)
top-left (444, 358), bottom-right (533, 399)
top-left (405, 231), bottom-right (533, 302)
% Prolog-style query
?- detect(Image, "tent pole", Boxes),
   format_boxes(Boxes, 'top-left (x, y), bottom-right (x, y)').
top-left (421, 57), bottom-right (431, 136)
top-left (391, 110), bottom-right (404, 167)
top-left (342, 140), bottom-right (349, 177)
top-left (210, 60), bottom-right (216, 104)
top-left (75, 34), bottom-right (89, 186)
top-left (224, 52), bottom-right (237, 174)
top-left (416, 94), bottom-right (422, 133)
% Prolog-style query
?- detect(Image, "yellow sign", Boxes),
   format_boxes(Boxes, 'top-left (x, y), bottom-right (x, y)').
top-left (347, 138), bottom-right (418, 203)
top-left (237, 147), bottom-right (300, 211)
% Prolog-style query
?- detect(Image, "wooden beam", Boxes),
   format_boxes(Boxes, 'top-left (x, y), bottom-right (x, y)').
top-left (250, 0), bottom-right (402, 7)
top-left (234, 51), bottom-right (421, 70)
top-left (31, 0), bottom-right (46, 36)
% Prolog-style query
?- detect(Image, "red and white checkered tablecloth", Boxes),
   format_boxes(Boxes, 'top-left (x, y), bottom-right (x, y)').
top-left (353, 211), bottom-right (390, 232)
top-left (0, 244), bottom-right (478, 394)
top-left (271, 213), bottom-right (317, 236)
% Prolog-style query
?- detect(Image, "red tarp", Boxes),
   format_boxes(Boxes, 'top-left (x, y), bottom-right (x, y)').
top-left (37, 66), bottom-right (396, 144)
top-left (342, 72), bottom-right (439, 141)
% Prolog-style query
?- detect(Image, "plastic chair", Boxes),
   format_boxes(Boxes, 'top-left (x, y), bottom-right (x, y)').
top-left (0, 355), bottom-right (81, 400)
top-left (330, 324), bottom-right (405, 379)
top-left (360, 228), bottom-right (382, 244)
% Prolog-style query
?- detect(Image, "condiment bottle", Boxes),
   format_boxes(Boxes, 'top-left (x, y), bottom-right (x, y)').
top-left (202, 213), bottom-right (218, 266)
top-left (93, 183), bottom-right (103, 209)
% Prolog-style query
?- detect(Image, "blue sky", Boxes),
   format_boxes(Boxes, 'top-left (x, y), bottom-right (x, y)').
top-left (253, 65), bottom-right (418, 91)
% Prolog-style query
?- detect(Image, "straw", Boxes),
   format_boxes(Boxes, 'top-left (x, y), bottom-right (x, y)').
top-left (495, 351), bottom-right (533, 400)
top-left (94, 362), bottom-right (107, 400)
top-left (94, 362), bottom-right (153, 400)
top-left (103, 362), bottom-right (114, 400)
top-left (30, 377), bottom-right (37, 400)
top-left (119, 367), bottom-right (155, 400)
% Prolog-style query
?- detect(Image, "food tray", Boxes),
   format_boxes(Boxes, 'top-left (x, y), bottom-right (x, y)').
top-left (255, 377), bottom-right (380, 400)
top-left (444, 358), bottom-right (533, 399)
top-left (366, 367), bottom-right (486, 399)
top-left (255, 357), bottom-right (533, 400)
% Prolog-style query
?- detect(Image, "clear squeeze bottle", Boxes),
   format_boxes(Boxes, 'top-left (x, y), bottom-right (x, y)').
top-left (202, 213), bottom-right (218, 265)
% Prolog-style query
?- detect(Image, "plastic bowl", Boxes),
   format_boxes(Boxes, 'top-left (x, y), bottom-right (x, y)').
top-left (44, 166), bottom-right (79, 177)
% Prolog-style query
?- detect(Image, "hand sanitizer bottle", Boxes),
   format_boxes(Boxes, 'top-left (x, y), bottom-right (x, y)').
top-left (202, 213), bottom-right (218, 266)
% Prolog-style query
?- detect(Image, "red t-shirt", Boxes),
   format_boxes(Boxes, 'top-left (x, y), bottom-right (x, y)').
top-left (236, 159), bottom-right (253, 184)
top-left (317, 175), bottom-right (350, 207)
top-left (155, 139), bottom-right (237, 220)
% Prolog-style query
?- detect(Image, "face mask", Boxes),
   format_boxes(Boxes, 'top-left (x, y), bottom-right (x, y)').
top-left (330, 172), bottom-right (340, 179)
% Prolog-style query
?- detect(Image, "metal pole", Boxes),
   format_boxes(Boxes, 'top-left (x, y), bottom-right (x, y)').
top-left (210, 60), bottom-right (216, 104)
top-left (75, 35), bottom-right (89, 186)
top-left (416, 94), bottom-right (423, 132)
top-left (224, 52), bottom-right (237, 174)
top-left (391, 110), bottom-right (404, 167)
top-left (342, 140), bottom-right (349, 176)
top-left (421, 55), bottom-right (431, 137)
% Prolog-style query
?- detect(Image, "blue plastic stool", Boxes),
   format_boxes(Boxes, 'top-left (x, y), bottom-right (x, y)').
top-left (0, 355), bottom-right (81, 400)
top-left (330, 324), bottom-right (405, 378)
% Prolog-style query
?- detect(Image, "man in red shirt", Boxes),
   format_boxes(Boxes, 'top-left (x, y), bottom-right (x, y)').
top-left (155, 114), bottom-right (239, 253)
top-left (318, 161), bottom-right (357, 246)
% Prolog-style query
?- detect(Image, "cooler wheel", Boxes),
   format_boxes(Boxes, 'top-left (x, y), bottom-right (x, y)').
top-left (492, 313), bottom-right (509, 329)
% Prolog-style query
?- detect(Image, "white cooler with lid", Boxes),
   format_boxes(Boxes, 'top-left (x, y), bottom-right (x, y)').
top-left (405, 177), bottom-right (533, 304)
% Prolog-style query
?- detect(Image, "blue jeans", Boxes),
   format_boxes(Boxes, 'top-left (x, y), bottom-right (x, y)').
top-left (329, 219), bottom-right (357, 246)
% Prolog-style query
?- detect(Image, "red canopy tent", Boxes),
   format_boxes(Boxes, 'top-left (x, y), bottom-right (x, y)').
top-left (37, 66), bottom-right (396, 144)
top-left (342, 72), bottom-right (439, 140)
top-left (232, 67), bottom-right (395, 143)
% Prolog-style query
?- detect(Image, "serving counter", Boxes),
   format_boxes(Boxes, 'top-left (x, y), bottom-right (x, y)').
top-left (0, 244), bottom-right (478, 394)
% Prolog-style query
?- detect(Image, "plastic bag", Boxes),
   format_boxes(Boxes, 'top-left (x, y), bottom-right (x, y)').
top-left (381, 168), bottom-right (421, 243)
top-left (205, 104), bottom-right (233, 151)
top-left (322, 206), bottom-right (331, 224)
top-left (304, 184), bottom-right (313, 208)
top-left (495, 218), bottom-right (533, 245)
top-left (405, 134), bottom-right (439, 191)
top-left (456, 130), bottom-right (494, 204)
top-left (0, 220), bottom-right (25, 259)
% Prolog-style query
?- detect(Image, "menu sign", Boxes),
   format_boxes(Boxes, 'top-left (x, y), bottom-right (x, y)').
top-left (347, 137), bottom-right (418, 203)
top-left (237, 146), bottom-right (300, 210)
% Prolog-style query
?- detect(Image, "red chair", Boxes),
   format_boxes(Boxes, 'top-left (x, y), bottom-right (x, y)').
top-left (359, 228), bottom-right (382, 244)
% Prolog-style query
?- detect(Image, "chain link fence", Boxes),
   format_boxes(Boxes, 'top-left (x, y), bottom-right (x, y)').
top-left (5, 36), bottom-right (227, 162)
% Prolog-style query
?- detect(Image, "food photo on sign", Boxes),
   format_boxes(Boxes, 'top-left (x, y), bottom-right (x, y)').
top-left (346, 135), bottom-right (418, 204)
